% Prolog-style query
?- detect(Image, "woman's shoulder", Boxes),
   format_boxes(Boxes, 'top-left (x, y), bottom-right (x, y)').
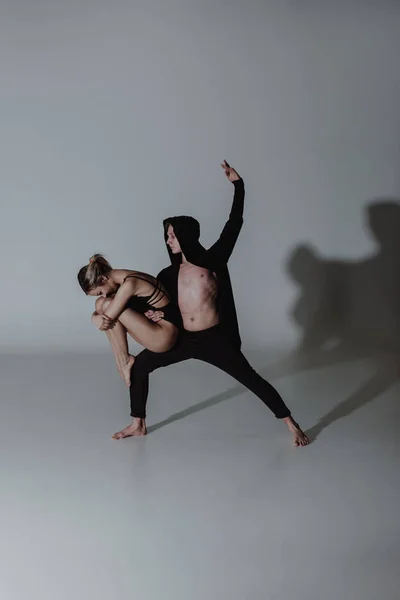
top-left (121, 270), bottom-right (161, 291)
top-left (114, 269), bottom-right (136, 283)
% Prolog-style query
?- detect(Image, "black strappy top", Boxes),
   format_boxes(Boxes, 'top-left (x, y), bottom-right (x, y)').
top-left (123, 273), bottom-right (182, 328)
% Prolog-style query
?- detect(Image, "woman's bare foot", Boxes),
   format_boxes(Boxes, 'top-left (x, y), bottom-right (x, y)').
top-left (283, 416), bottom-right (309, 447)
top-left (112, 418), bottom-right (147, 440)
top-left (119, 355), bottom-right (135, 387)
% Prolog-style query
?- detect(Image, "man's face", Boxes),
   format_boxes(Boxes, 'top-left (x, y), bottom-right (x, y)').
top-left (166, 224), bottom-right (182, 254)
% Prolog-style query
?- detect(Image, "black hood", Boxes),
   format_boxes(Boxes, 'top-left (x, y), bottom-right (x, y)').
top-left (163, 216), bottom-right (213, 270)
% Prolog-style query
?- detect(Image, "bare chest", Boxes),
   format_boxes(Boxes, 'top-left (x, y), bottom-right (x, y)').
top-left (178, 264), bottom-right (218, 303)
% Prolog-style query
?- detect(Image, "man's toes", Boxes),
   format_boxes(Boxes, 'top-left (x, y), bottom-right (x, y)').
top-left (292, 432), bottom-right (309, 447)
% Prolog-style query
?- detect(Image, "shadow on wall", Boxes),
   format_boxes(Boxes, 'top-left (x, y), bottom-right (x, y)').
top-left (288, 199), bottom-right (400, 358)
top-left (266, 198), bottom-right (400, 439)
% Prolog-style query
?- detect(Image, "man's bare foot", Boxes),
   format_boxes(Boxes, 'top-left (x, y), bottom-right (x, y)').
top-left (283, 416), bottom-right (309, 447)
top-left (119, 355), bottom-right (135, 387)
top-left (112, 418), bottom-right (147, 440)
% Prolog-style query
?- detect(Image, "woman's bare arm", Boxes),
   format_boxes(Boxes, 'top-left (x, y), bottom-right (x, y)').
top-left (101, 279), bottom-right (138, 323)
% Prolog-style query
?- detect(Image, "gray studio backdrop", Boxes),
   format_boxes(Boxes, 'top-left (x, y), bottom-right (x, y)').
top-left (1, 1), bottom-right (400, 353)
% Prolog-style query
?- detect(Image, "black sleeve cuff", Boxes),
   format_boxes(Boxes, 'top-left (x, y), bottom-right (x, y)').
top-left (233, 178), bottom-right (244, 188)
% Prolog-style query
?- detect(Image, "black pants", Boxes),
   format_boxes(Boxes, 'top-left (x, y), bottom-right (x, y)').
top-left (129, 324), bottom-right (291, 420)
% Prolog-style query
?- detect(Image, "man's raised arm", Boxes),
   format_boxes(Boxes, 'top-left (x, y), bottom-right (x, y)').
top-left (209, 160), bottom-right (245, 263)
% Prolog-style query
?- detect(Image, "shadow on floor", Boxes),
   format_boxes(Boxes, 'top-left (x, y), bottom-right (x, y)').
top-left (306, 359), bottom-right (399, 442)
top-left (147, 382), bottom-right (247, 434)
top-left (148, 356), bottom-right (399, 438)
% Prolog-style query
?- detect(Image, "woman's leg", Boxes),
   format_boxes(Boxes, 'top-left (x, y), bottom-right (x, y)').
top-left (93, 298), bottom-right (135, 387)
top-left (99, 298), bottom-right (178, 353)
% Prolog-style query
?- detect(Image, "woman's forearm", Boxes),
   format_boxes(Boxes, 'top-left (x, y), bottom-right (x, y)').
top-left (103, 283), bottom-right (135, 321)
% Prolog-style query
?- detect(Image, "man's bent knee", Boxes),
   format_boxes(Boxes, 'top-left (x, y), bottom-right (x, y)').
top-left (133, 351), bottom-right (160, 376)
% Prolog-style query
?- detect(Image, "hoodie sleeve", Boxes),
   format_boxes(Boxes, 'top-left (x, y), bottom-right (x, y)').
top-left (208, 178), bottom-right (245, 264)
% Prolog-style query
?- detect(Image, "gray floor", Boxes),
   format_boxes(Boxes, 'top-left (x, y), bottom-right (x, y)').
top-left (1, 349), bottom-right (399, 600)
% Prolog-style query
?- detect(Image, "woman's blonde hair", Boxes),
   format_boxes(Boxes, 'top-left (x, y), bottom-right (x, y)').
top-left (77, 254), bottom-right (112, 294)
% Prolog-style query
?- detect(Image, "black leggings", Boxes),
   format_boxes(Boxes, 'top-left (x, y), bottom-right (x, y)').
top-left (129, 325), bottom-right (291, 420)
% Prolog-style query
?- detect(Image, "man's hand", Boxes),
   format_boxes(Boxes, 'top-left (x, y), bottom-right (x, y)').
top-left (144, 310), bottom-right (165, 323)
top-left (221, 159), bottom-right (241, 182)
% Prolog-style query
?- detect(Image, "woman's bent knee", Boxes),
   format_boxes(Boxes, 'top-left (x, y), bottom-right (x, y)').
top-left (91, 312), bottom-right (103, 330)
top-left (95, 297), bottom-right (105, 314)
top-left (95, 297), bottom-right (112, 314)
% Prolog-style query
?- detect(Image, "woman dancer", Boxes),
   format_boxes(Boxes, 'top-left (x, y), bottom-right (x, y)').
top-left (78, 254), bottom-right (180, 388)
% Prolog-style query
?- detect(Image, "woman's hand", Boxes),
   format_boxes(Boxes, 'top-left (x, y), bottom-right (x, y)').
top-left (99, 314), bottom-right (117, 331)
top-left (145, 310), bottom-right (165, 323)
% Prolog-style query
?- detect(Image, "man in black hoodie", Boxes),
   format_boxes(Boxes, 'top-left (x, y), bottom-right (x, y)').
top-left (113, 162), bottom-right (309, 446)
